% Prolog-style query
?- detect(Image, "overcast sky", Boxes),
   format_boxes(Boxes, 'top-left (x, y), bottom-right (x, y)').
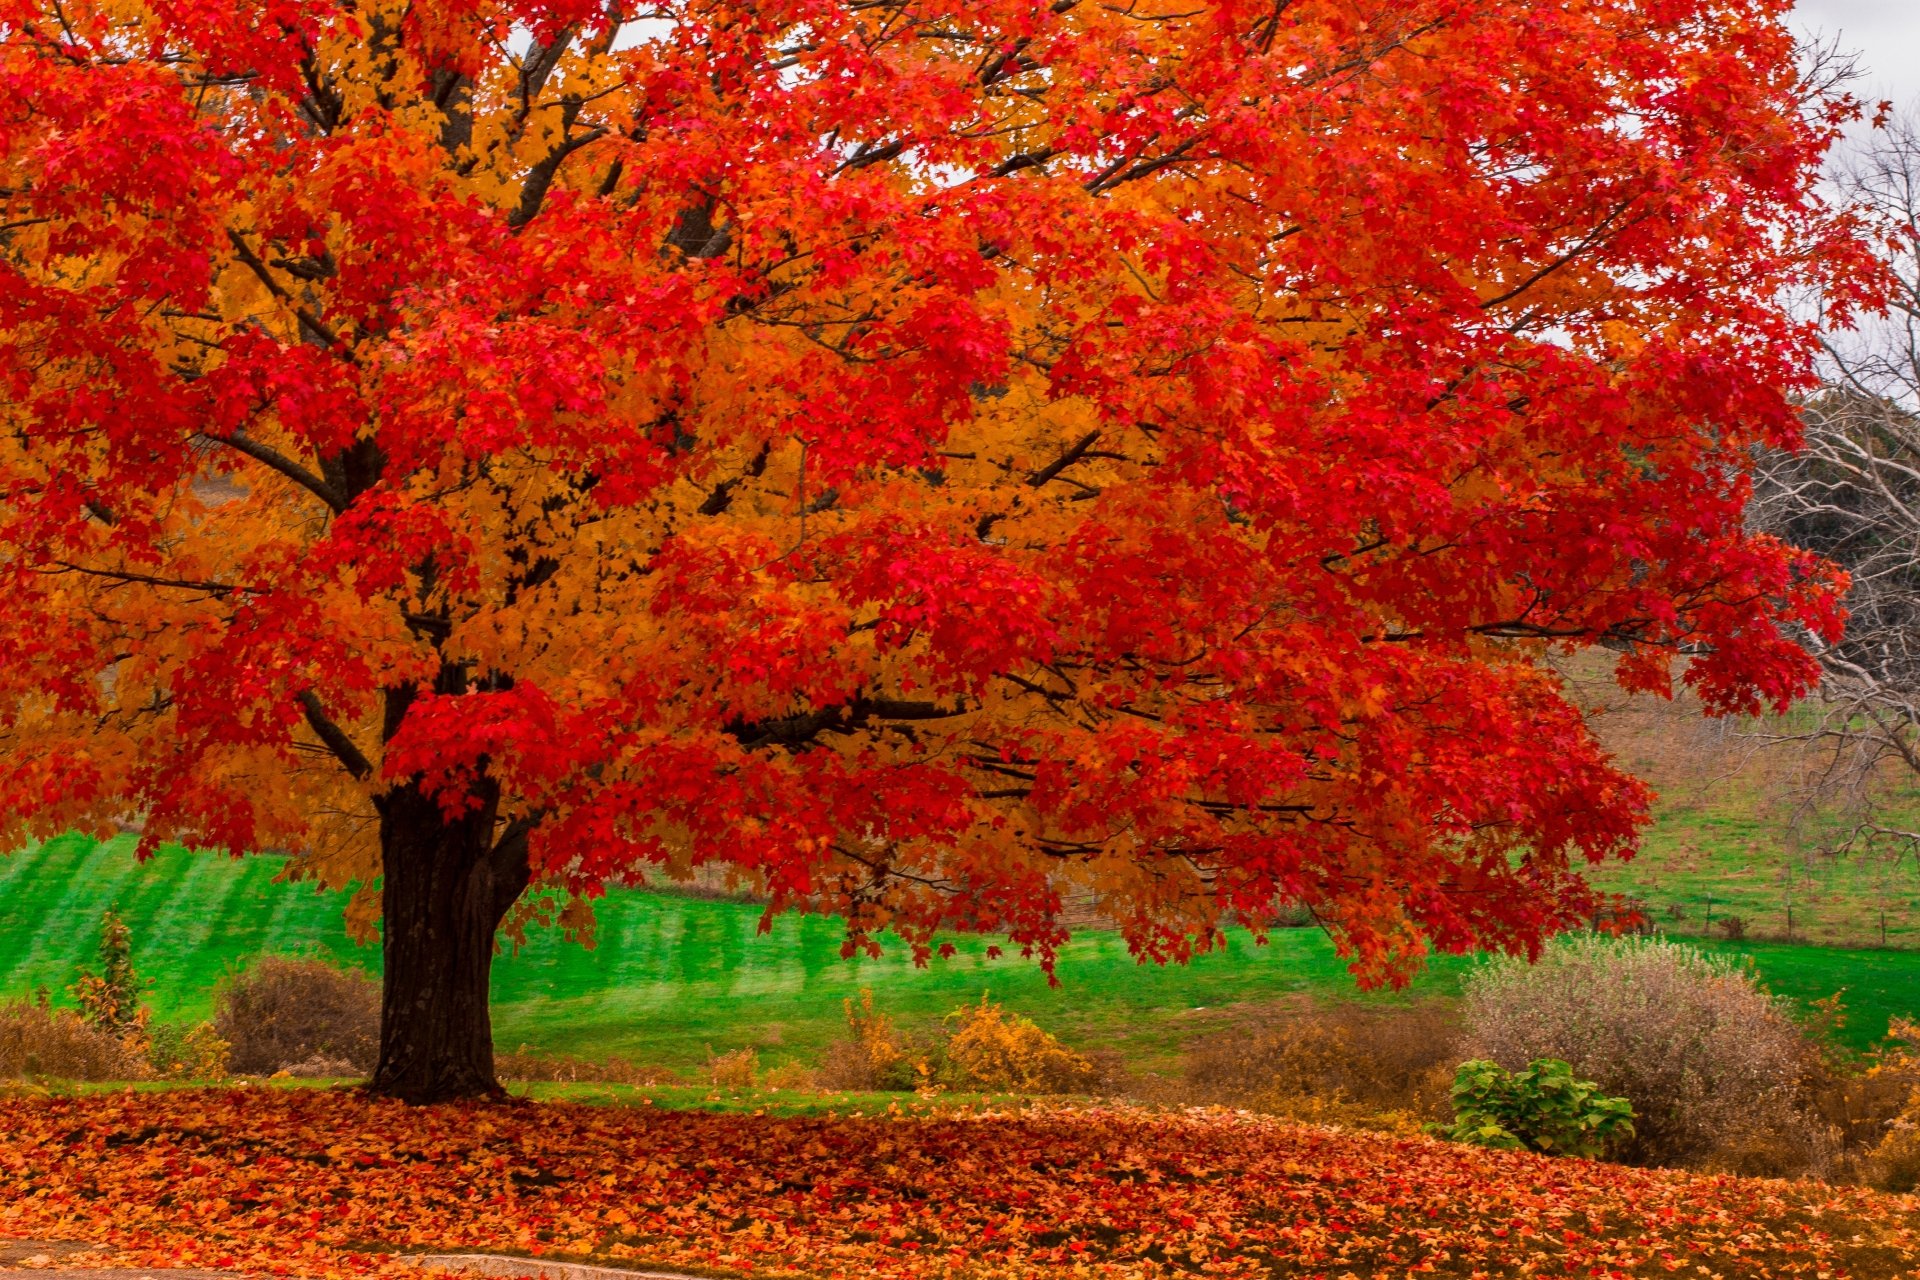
top-left (1793, 0), bottom-right (1920, 114)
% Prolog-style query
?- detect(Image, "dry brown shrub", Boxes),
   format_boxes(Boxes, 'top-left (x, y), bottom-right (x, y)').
top-left (0, 1001), bottom-right (148, 1081)
top-left (214, 956), bottom-right (379, 1076)
top-left (1704, 1119), bottom-right (1843, 1180)
top-left (1182, 1001), bottom-right (1458, 1133)
top-left (708, 1047), bottom-right (758, 1090)
top-left (493, 1049), bottom-right (681, 1085)
top-left (1463, 936), bottom-right (1823, 1170)
top-left (813, 1041), bottom-right (880, 1090)
top-left (815, 989), bottom-right (916, 1090)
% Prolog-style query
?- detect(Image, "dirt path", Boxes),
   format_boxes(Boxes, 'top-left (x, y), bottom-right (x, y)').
top-left (0, 1240), bottom-right (245, 1280)
top-left (0, 1248), bottom-right (238, 1280)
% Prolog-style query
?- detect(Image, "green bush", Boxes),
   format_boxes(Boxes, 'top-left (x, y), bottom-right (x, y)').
top-left (1437, 1058), bottom-right (1634, 1158)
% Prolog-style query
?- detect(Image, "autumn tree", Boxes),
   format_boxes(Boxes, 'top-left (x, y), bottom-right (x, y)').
top-left (0, 0), bottom-right (1879, 1100)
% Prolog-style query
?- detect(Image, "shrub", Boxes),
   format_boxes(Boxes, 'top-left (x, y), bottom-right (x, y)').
top-left (816, 989), bottom-right (919, 1091)
top-left (1462, 935), bottom-right (1816, 1169)
top-left (1182, 1001), bottom-right (1459, 1132)
top-left (816, 990), bottom-right (1097, 1094)
top-left (1437, 1058), bottom-right (1634, 1158)
top-left (0, 1001), bottom-right (147, 1081)
top-left (70, 906), bottom-right (152, 1038)
top-left (761, 1059), bottom-right (817, 1091)
top-left (938, 994), bottom-right (1097, 1093)
top-left (145, 1020), bottom-right (230, 1080)
top-left (1830, 1018), bottom-right (1920, 1190)
top-left (214, 956), bottom-right (379, 1076)
top-left (708, 1048), bottom-right (758, 1091)
top-left (1867, 1096), bottom-right (1920, 1192)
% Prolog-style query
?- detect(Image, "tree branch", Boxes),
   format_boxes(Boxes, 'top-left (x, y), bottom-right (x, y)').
top-left (224, 229), bottom-right (344, 349)
top-left (41, 561), bottom-right (243, 595)
top-left (1028, 430), bottom-right (1102, 487)
top-left (490, 814), bottom-right (541, 919)
top-left (198, 432), bottom-right (348, 512)
top-left (727, 697), bottom-right (970, 748)
top-left (297, 689), bottom-right (374, 780)
top-left (509, 127), bottom-right (611, 229)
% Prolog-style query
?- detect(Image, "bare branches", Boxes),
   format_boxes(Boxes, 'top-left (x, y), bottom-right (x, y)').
top-left (1746, 105), bottom-right (1920, 852)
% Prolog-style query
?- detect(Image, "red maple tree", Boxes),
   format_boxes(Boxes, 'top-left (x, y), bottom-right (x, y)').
top-left (0, 0), bottom-right (1881, 1099)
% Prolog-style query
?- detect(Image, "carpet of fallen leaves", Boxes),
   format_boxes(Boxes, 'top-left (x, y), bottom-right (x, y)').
top-left (2, 1090), bottom-right (1919, 1279)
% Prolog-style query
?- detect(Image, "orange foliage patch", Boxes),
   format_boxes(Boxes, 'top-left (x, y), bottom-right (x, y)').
top-left (2, 1090), bottom-right (1918, 1278)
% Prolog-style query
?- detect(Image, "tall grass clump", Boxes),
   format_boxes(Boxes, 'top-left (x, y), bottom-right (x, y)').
top-left (1182, 1001), bottom-right (1457, 1134)
top-left (0, 999), bottom-right (147, 1081)
top-left (1462, 935), bottom-right (1818, 1171)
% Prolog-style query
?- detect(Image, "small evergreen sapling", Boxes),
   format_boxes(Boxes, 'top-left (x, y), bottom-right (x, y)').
top-left (69, 907), bottom-right (151, 1039)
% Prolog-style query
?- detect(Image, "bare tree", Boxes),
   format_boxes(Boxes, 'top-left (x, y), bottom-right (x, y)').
top-left (1750, 104), bottom-right (1920, 861)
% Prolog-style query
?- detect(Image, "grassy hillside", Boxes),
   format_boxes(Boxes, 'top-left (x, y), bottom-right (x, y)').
top-left (1572, 665), bottom-right (1920, 950)
top-left (5, 832), bottom-right (1920, 1065)
top-left (1590, 798), bottom-right (1920, 946)
top-left (0, 832), bottom-right (1478, 1071)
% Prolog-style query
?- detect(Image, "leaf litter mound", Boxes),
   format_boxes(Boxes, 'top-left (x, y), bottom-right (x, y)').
top-left (1, 1090), bottom-right (1916, 1278)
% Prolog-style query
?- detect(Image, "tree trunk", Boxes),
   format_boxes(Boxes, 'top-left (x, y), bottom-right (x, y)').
top-left (369, 784), bottom-right (531, 1103)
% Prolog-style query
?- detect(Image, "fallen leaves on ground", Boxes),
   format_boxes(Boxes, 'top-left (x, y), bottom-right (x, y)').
top-left (1, 1089), bottom-right (1917, 1278)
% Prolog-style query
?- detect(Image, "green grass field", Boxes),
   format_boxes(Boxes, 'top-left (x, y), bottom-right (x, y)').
top-left (1, 832), bottom-right (1480, 1072)
top-left (5, 832), bottom-right (1920, 1065)
top-left (1592, 804), bottom-right (1920, 949)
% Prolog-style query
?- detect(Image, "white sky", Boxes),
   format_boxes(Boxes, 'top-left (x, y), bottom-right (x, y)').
top-left (1793, 0), bottom-right (1920, 115)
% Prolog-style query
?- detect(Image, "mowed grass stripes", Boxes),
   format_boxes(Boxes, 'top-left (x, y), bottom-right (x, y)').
top-left (2, 833), bottom-right (1917, 1068)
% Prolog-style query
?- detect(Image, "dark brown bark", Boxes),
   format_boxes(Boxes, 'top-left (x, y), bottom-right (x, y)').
top-left (368, 781), bottom-right (531, 1104)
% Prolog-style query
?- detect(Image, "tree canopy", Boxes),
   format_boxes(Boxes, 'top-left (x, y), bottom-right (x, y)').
top-left (0, 0), bottom-right (1881, 1096)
